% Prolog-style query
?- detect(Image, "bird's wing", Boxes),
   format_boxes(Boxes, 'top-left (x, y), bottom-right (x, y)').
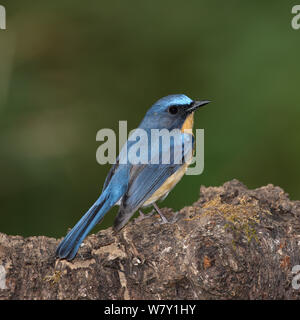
top-left (102, 139), bottom-right (137, 192)
top-left (102, 159), bottom-right (119, 192)
top-left (113, 133), bottom-right (194, 231)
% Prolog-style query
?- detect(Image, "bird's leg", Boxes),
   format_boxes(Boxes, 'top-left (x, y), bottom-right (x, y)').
top-left (153, 202), bottom-right (169, 224)
top-left (138, 210), bottom-right (145, 219)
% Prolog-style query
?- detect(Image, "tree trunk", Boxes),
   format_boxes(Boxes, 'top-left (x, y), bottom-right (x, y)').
top-left (1, 180), bottom-right (300, 300)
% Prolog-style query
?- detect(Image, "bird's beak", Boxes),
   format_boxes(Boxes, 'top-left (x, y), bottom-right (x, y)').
top-left (186, 100), bottom-right (211, 113)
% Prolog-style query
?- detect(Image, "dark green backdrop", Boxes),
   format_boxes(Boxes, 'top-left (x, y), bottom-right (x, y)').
top-left (0, 1), bottom-right (299, 237)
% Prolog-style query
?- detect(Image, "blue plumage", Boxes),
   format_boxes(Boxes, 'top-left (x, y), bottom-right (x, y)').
top-left (56, 94), bottom-right (210, 260)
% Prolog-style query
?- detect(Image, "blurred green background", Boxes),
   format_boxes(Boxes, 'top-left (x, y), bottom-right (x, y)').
top-left (0, 1), bottom-right (299, 238)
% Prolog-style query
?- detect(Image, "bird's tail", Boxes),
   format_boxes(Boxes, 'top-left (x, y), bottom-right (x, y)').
top-left (56, 194), bottom-right (112, 261)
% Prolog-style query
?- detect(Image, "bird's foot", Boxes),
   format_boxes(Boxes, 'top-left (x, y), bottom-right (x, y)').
top-left (134, 209), bottom-right (154, 223)
top-left (170, 211), bottom-right (181, 224)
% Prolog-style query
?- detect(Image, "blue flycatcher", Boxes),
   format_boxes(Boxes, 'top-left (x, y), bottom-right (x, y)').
top-left (56, 94), bottom-right (210, 260)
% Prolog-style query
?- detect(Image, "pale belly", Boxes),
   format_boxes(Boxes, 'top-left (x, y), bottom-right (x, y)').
top-left (114, 163), bottom-right (189, 207)
top-left (142, 162), bottom-right (189, 206)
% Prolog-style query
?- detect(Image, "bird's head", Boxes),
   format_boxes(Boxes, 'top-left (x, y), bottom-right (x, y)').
top-left (140, 94), bottom-right (210, 131)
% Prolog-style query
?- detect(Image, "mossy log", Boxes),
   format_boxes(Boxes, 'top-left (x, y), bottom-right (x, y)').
top-left (1, 180), bottom-right (300, 300)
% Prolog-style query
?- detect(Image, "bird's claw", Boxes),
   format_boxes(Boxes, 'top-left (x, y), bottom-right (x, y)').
top-left (170, 211), bottom-right (181, 224)
top-left (154, 211), bottom-right (180, 225)
top-left (134, 209), bottom-right (154, 223)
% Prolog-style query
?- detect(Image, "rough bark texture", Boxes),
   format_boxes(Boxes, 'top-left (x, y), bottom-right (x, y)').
top-left (1, 179), bottom-right (300, 300)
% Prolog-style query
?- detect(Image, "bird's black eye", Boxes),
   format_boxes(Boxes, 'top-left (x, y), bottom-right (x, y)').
top-left (168, 106), bottom-right (178, 115)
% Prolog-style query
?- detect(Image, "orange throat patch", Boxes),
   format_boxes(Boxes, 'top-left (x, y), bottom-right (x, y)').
top-left (181, 112), bottom-right (194, 132)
